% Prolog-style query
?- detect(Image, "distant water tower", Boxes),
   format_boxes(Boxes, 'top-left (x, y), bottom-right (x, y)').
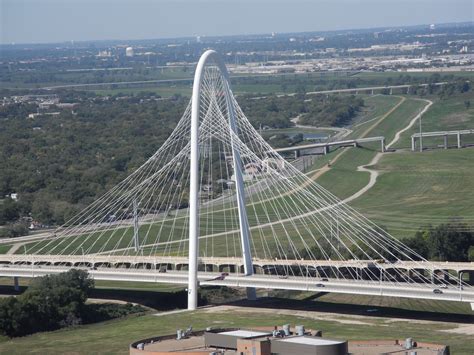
top-left (126, 47), bottom-right (134, 57)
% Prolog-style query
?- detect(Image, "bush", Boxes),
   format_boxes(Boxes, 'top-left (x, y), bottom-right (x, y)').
top-left (0, 223), bottom-right (29, 238)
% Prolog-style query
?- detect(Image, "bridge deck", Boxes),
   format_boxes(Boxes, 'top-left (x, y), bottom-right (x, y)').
top-left (1, 265), bottom-right (473, 304)
top-left (1, 255), bottom-right (473, 272)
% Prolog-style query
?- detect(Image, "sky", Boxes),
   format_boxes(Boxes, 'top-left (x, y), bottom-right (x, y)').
top-left (1, 0), bottom-right (473, 44)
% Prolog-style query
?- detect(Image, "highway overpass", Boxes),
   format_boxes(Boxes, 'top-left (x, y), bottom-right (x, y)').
top-left (411, 129), bottom-right (474, 151)
top-left (274, 136), bottom-right (386, 158)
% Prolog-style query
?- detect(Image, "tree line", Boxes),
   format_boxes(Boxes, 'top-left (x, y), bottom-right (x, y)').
top-left (0, 90), bottom-right (363, 230)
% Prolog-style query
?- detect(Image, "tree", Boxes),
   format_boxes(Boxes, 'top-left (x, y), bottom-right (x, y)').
top-left (407, 222), bottom-right (473, 262)
top-left (0, 269), bottom-right (94, 337)
top-left (0, 198), bottom-right (19, 224)
top-left (469, 246), bottom-right (474, 262)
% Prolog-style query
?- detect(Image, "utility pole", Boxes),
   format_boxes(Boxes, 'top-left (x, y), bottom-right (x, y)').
top-left (419, 112), bottom-right (423, 153)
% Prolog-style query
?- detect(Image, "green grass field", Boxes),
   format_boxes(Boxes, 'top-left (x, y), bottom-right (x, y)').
top-left (394, 91), bottom-right (474, 149)
top-left (351, 149), bottom-right (474, 238)
top-left (312, 92), bottom-right (474, 238)
top-left (0, 244), bottom-right (12, 254)
top-left (316, 97), bottom-right (427, 200)
top-left (0, 302), bottom-right (472, 354)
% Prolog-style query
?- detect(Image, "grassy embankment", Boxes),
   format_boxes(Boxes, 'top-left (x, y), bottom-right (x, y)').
top-left (315, 91), bottom-right (474, 238)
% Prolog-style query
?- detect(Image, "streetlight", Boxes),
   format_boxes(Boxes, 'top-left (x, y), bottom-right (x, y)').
top-left (419, 112), bottom-right (423, 153)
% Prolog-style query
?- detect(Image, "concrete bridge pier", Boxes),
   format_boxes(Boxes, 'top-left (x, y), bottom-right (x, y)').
top-left (219, 264), bottom-right (237, 273)
top-left (411, 136), bottom-right (416, 151)
top-left (457, 132), bottom-right (461, 148)
top-left (324, 146), bottom-right (330, 155)
top-left (444, 135), bottom-right (448, 149)
top-left (464, 271), bottom-right (474, 285)
top-left (13, 276), bottom-right (19, 292)
top-left (294, 150), bottom-right (301, 159)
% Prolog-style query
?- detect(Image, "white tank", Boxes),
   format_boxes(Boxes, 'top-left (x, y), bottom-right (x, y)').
top-left (125, 47), bottom-right (134, 57)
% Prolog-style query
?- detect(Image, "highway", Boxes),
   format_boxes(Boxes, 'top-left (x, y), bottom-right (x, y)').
top-left (1, 265), bottom-right (473, 305)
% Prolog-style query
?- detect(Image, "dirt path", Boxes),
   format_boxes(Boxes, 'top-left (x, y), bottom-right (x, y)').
top-left (308, 96), bottom-right (406, 182)
top-left (343, 98), bottom-right (433, 204)
top-left (359, 96), bottom-right (406, 139)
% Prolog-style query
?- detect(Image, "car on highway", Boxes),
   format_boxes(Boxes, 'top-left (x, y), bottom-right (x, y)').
top-left (433, 288), bottom-right (443, 294)
top-left (206, 272), bottom-right (229, 281)
top-left (315, 283), bottom-right (325, 288)
top-left (439, 284), bottom-right (448, 289)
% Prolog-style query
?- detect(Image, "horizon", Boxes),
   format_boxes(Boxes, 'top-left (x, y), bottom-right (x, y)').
top-left (1, 21), bottom-right (473, 47)
top-left (1, 0), bottom-right (473, 45)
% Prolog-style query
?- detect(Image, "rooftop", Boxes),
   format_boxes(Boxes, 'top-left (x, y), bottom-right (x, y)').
top-left (218, 330), bottom-right (271, 338)
top-left (277, 336), bottom-right (345, 346)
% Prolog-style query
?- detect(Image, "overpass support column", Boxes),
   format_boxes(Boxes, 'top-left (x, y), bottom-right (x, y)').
top-left (324, 146), bottom-right (329, 155)
top-left (411, 137), bottom-right (415, 151)
top-left (381, 139), bottom-right (385, 153)
top-left (444, 135), bottom-right (448, 149)
top-left (457, 132), bottom-right (461, 148)
top-left (389, 88), bottom-right (393, 95)
top-left (13, 276), bottom-right (19, 292)
top-left (467, 271), bottom-right (474, 286)
top-left (294, 150), bottom-right (301, 159)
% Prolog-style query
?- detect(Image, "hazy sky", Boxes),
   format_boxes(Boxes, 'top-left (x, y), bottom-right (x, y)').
top-left (1, 0), bottom-right (473, 44)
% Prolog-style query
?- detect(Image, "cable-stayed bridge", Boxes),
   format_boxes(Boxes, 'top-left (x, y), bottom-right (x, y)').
top-left (2, 50), bottom-right (473, 311)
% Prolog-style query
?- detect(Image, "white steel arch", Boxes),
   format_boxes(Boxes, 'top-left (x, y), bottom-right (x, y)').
top-left (188, 50), bottom-right (255, 310)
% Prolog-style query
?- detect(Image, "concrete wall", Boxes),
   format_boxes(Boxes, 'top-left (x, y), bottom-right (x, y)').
top-left (271, 338), bottom-right (348, 355)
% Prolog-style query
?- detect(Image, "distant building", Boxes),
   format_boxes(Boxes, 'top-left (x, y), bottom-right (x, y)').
top-left (196, 36), bottom-right (201, 43)
top-left (125, 47), bottom-right (134, 57)
top-left (97, 50), bottom-right (112, 57)
top-left (430, 24), bottom-right (436, 30)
